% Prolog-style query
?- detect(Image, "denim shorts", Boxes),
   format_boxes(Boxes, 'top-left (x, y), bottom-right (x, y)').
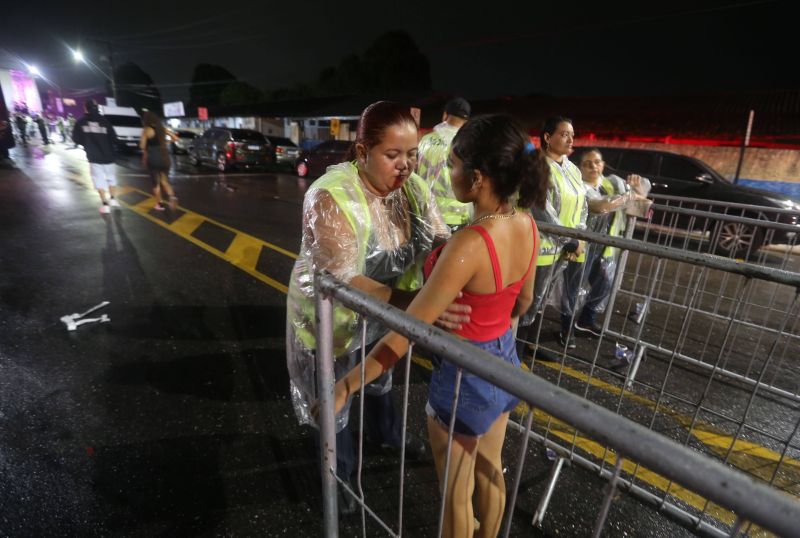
top-left (426, 328), bottom-right (520, 437)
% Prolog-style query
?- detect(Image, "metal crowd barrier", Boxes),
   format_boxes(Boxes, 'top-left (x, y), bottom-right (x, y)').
top-left (595, 199), bottom-right (800, 403)
top-left (519, 219), bottom-right (800, 537)
top-left (314, 230), bottom-right (800, 538)
top-left (644, 193), bottom-right (800, 269)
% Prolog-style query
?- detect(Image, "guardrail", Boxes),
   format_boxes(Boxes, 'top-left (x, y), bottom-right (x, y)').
top-left (314, 251), bottom-right (800, 536)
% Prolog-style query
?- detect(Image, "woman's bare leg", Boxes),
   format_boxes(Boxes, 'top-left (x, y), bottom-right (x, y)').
top-left (474, 412), bottom-right (510, 538)
top-left (159, 172), bottom-right (175, 198)
top-left (427, 415), bottom-right (478, 538)
top-left (158, 172), bottom-right (177, 209)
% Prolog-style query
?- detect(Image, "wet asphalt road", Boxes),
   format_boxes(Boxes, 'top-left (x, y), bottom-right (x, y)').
top-left (1, 141), bottom-right (797, 537)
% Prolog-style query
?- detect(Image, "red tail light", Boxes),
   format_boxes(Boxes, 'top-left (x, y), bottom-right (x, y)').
top-left (226, 141), bottom-right (235, 160)
top-left (276, 147), bottom-right (284, 154)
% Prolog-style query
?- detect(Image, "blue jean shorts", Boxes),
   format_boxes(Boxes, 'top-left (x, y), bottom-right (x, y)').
top-left (426, 328), bottom-right (520, 437)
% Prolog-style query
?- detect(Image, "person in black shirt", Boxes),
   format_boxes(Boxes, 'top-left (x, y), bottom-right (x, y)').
top-left (72, 99), bottom-right (120, 215)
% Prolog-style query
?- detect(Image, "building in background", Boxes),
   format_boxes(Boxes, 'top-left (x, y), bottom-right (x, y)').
top-left (0, 68), bottom-right (42, 115)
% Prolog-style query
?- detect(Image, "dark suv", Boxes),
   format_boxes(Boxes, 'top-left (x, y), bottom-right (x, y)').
top-left (571, 147), bottom-right (800, 256)
top-left (189, 128), bottom-right (273, 172)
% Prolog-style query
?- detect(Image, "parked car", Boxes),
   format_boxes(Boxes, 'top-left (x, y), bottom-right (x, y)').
top-left (170, 129), bottom-right (200, 154)
top-left (295, 140), bottom-right (352, 179)
top-left (571, 146), bottom-right (800, 257)
top-left (266, 135), bottom-right (301, 169)
top-left (189, 128), bottom-right (273, 172)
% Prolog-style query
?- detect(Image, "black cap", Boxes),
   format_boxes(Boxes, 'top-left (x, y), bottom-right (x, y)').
top-left (444, 97), bottom-right (470, 119)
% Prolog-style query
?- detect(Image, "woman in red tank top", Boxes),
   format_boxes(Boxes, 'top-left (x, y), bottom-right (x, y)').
top-left (332, 115), bottom-right (549, 537)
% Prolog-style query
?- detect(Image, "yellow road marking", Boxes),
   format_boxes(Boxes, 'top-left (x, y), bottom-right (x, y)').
top-left (59, 164), bottom-right (795, 532)
top-left (170, 212), bottom-right (205, 236)
top-left (64, 173), bottom-right (292, 294)
top-left (533, 361), bottom-right (800, 479)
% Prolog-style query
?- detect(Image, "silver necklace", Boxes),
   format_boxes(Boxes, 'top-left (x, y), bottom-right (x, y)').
top-left (472, 208), bottom-right (516, 226)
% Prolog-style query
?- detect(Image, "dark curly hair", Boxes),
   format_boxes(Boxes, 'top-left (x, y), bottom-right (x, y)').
top-left (451, 114), bottom-right (549, 209)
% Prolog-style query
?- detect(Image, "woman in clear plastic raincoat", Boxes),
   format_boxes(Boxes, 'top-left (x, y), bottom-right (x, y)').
top-left (571, 147), bottom-right (651, 336)
top-left (516, 117), bottom-right (587, 359)
top-left (286, 101), bottom-right (450, 497)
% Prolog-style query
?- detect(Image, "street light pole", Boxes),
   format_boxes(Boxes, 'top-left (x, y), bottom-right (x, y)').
top-left (75, 39), bottom-right (118, 102)
top-left (102, 39), bottom-right (117, 102)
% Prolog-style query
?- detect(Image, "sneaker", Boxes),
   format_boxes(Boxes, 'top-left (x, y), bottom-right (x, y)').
top-left (153, 203), bottom-right (166, 212)
top-left (108, 198), bottom-right (120, 208)
top-left (337, 479), bottom-right (358, 516)
top-left (574, 320), bottom-right (602, 337)
top-left (557, 331), bottom-right (576, 350)
top-left (380, 431), bottom-right (427, 460)
top-left (99, 204), bottom-right (110, 214)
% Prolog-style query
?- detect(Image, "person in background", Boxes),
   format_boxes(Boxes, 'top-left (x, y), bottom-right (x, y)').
top-left (67, 113), bottom-right (77, 147)
top-left (56, 116), bottom-right (66, 143)
top-left (140, 111), bottom-right (178, 211)
top-left (14, 113), bottom-right (28, 147)
top-left (287, 101), bottom-right (455, 514)
top-left (572, 147), bottom-right (650, 336)
top-left (417, 97), bottom-right (473, 232)
top-left (71, 99), bottom-right (120, 215)
top-left (331, 114), bottom-right (549, 537)
top-left (516, 116), bottom-right (587, 359)
top-left (35, 114), bottom-right (50, 145)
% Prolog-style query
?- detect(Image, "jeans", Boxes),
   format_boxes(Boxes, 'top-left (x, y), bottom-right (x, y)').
top-left (427, 329), bottom-right (520, 436)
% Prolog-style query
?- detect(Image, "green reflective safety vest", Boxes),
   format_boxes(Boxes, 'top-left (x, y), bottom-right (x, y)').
top-left (537, 157), bottom-right (587, 266)
top-left (288, 162), bottom-right (432, 356)
top-left (600, 176), bottom-right (626, 259)
top-left (417, 122), bottom-right (472, 227)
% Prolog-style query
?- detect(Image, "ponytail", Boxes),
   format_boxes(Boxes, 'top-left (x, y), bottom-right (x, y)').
top-left (517, 147), bottom-right (549, 209)
top-left (452, 115), bottom-right (550, 207)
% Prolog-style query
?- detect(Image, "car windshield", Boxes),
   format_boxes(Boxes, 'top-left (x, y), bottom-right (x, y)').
top-left (268, 136), bottom-right (297, 147)
top-left (102, 115), bottom-right (142, 127)
top-left (230, 129), bottom-right (266, 142)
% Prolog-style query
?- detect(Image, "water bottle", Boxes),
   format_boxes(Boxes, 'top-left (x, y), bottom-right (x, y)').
top-left (614, 343), bottom-right (632, 364)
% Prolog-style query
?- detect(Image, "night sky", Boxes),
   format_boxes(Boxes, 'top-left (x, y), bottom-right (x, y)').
top-left (0, 0), bottom-right (795, 102)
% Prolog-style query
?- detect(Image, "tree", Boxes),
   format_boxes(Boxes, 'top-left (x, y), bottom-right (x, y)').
top-left (189, 64), bottom-right (237, 108)
top-left (219, 81), bottom-right (264, 106)
top-left (267, 30), bottom-right (431, 99)
top-left (317, 54), bottom-right (364, 95)
top-left (112, 62), bottom-right (162, 113)
top-left (360, 31), bottom-right (431, 92)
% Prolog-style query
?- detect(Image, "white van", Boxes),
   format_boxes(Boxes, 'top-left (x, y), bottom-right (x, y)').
top-left (98, 104), bottom-right (142, 151)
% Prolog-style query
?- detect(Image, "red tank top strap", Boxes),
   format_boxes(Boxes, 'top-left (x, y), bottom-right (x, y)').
top-left (464, 225), bottom-right (503, 292)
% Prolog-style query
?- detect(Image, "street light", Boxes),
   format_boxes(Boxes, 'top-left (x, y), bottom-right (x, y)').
top-left (27, 64), bottom-right (40, 77)
top-left (71, 42), bottom-right (117, 101)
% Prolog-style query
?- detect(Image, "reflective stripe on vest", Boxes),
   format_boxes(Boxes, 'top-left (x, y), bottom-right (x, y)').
top-left (601, 176), bottom-right (625, 259)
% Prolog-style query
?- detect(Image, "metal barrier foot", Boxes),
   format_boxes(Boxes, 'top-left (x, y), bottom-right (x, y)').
top-left (532, 456), bottom-right (566, 528)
